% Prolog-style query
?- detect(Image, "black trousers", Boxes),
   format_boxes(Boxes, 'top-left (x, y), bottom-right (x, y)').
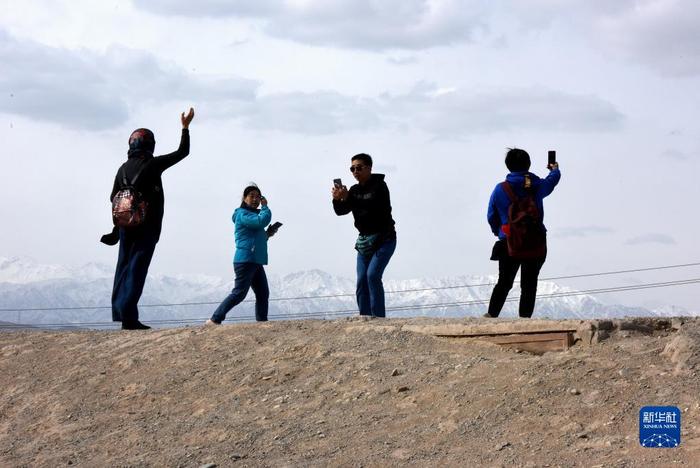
top-left (487, 240), bottom-right (546, 318)
top-left (111, 228), bottom-right (158, 323)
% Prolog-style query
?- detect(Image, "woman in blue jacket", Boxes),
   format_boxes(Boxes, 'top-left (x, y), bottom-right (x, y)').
top-left (207, 185), bottom-right (274, 324)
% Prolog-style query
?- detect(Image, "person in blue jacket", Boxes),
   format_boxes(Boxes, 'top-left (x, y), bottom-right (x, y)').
top-left (485, 148), bottom-right (561, 318)
top-left (207, 184), bottom-right (276, 324)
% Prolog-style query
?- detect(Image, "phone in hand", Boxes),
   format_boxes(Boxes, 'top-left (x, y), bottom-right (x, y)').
top-left (267, 221), bottom-right (282, 237)
top-left (548, 150), bottom-right (556, 166)
top-left (333, 178), bottom-right (342, 188)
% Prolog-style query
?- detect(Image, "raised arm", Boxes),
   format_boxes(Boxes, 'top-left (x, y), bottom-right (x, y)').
top-left (538, 163), bottom-right (561, 199)
top-left (152, 108), bottom-right (194, 172)
top-left (332, 185), bottom-right (352, 216)
top-left (237, 205), bottom-right (272, 229)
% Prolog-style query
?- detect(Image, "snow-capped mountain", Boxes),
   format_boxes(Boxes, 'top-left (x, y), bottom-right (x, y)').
top-left (0, 256), bottom-right (692, 328)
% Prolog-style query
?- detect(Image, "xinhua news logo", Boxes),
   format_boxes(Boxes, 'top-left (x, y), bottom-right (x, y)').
top-left (639, 406), bottom-right (681, 448)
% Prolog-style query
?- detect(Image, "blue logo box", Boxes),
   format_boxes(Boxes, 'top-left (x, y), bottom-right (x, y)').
top-left (639, 406), bottom-right (681, 448)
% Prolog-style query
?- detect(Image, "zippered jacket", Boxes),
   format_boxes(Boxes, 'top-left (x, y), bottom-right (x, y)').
top-left (487, 168), bottom-right (561, 240)
top-left (233, 203), bottom-right (272, 265)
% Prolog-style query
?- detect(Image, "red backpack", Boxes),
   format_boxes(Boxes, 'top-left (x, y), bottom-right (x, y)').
top-left (112, 165), bottom-right (148, 228)
top-left (500, 180), bottom-right (546, 259)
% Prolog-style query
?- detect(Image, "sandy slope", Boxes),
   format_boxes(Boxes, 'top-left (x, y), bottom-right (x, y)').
top-left (1, 317), bottom-right (699, 467)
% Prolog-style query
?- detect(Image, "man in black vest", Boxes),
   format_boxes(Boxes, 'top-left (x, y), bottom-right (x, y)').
top-left (105, 108), bottom-right (194, 330)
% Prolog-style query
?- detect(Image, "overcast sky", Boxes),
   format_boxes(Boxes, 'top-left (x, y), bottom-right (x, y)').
top-left (1, 0), bottom-right (699, 311)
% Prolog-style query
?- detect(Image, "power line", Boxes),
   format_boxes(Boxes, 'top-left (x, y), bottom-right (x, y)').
top-left (1, 276), bottom-right (697, 330)
top-left (1, 261), bottom-right (699, 313)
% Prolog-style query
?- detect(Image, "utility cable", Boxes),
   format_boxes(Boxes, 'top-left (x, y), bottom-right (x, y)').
top-left (1, 261), bottom-right (698, 313)
top-left (1, 276), bottom-right (697, 329)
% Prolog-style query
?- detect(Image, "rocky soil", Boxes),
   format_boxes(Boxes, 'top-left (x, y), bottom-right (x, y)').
top-left (1, 316), bottom-right (699, 467)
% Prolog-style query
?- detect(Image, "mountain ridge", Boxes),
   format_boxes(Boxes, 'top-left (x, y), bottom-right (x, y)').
top-left (0, 256), bottom-right (693, 328)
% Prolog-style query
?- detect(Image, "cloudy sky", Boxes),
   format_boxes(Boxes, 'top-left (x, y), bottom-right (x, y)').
top-left (1, 0), bottom-right (699, 311)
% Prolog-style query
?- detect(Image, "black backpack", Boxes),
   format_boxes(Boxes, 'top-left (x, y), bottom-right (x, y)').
top-left (112, 164), bottom-right (148, 228)
top-left (500, 180), bottom-right (546, 259)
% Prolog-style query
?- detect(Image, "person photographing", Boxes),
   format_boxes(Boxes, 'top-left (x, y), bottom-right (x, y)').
top-left (485, 148), bottom-right (561, 319)
top-left (332, 153), bottom-right (397, 318)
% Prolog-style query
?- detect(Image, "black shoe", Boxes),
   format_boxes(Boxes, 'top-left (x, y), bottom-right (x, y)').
top-left (121, 320), bottom-right (151, 330)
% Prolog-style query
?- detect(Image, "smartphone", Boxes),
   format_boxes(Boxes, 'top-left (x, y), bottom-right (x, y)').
top-left (333, 178), bottom-right (342, 188)
top-left (270, 221), bottom-right (283, 230)
top-left (548, 150), bottom-right (556, 165)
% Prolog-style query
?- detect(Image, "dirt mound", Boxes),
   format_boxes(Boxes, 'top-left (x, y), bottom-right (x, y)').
top-left (1, 317), bottom-right (699, 466)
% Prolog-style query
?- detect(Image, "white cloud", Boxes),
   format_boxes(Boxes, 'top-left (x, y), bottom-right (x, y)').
top-left (0, 25), bottom-right (623, 136)
top-left (238, 91), bottom-right (381, 135)
top-left (131, 0), bottom-right (700, 77)
top-left (0, 29), bottom-right (258, 130)
top-left (504, 0), bottom-right (700, 77)
top-left (626, 233), bottom-right (676, 245)
top-left (133, 0), bottom-right (284, 17)
top-left (232, 82), bottom-right (623, 137)
top-left (0, 30), bottom-right (128, 130)
top-left (660, 149), bottom-right (696, 161)
top-left (595, 0), bottom-right (700, 77)
top-left (132, 0), bottom-right (489, 51)
top-left (380, 82), bottom-right (624, 137)
top-left (554, 225), bottom-right (615, 238)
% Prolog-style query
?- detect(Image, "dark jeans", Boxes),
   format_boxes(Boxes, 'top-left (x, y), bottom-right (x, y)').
top-left (111, 228), bottom-right (158, 323)
top-left (211, 263), bottom-right (269, 323)
top-left (487, 240), bottom-right (546, 318)
top-left (356, 238), bottom-right (397, 317)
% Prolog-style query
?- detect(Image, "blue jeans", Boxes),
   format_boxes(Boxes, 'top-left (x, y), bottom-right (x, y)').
top-left (356, 238), bottom-right (396, 317)
top-left (211, 263), bottom-right (269, 323)
top-left (111, 228), bottom-right (158, 323)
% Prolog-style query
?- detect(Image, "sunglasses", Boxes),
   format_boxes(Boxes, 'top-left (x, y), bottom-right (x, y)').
top-left (350, 164), bottom-right (366, 173)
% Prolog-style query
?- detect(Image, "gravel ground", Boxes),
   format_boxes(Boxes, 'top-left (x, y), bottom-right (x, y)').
top-left (1, 316), bottom-right (699, 467)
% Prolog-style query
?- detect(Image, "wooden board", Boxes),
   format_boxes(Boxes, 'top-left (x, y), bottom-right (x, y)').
top-left (438, 331), bottom-right (575, 354)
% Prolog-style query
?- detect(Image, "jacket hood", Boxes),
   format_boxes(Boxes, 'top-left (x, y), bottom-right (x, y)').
top-left (127, 128), bottom-right (155, 158)
top-left (505, 171), bottom-right (541, 188)
top-left (361, 173), bottom-right (385, 186)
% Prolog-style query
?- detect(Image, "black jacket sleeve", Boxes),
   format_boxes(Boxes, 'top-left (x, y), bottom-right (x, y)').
top-left (152, 128), bottom-right (190, 173)
top-left (333, 196), bottom-right (352, 216)
top-left (376, 181), bottom-right (391, 213)
top-left (110, 175), bottom-right (119, 202)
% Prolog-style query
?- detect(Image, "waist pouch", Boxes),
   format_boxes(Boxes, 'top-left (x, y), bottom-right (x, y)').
top-left (355, 233), bottom-right (380, 257)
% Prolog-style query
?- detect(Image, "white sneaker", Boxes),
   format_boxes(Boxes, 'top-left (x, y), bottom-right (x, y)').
top-left (204, 319), bottom-right (221, 326)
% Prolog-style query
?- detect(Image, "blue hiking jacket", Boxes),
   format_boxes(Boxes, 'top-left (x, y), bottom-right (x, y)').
top-left (233, 204), bottom-right (272, 265)
top-left (487, 168), bottom-right (561, 240)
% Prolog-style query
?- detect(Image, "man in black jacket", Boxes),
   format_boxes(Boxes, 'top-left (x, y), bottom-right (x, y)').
top-left (332, 153), bottom-right (397, 317)
top-left (107, 108), bottom-right (194, 330)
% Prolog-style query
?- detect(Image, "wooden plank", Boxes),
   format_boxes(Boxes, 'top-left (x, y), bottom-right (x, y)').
top-left (435, 329), bottom-right (577, 338)
top-left (440, 331), bottom-right (575, 354)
